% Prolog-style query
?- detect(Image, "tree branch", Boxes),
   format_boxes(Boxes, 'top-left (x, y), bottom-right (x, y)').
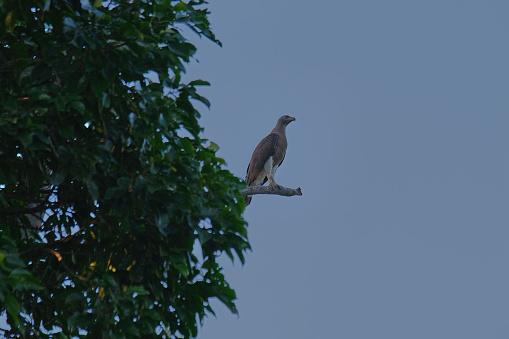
top-left (241, 185), bottom-right (302, 197)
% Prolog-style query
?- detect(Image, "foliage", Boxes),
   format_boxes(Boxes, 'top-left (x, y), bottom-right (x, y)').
top-left (0, 0), bottom-right (249, 337)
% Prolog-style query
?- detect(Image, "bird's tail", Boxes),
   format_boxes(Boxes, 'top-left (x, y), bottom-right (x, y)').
top-left (244, 195), bottom-right (252, 206)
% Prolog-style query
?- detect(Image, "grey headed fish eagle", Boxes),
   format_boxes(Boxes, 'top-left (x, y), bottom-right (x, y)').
top-left (245, 115), bottom-right (295, 206)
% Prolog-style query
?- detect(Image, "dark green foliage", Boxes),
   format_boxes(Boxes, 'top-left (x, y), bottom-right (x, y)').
top-left (0, 1), bottom-right (249, 337)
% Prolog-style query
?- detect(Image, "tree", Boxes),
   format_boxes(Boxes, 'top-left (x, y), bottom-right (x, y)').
top-left (0, 1), bottom-right (250, 337)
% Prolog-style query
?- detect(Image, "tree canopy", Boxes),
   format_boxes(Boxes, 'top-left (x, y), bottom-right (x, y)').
top-left (0, 0), bottom-right (249, 337)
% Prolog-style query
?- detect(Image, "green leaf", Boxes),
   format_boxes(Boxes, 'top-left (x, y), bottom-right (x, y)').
top-left (63, 17), bottom-right (76, 29)
top-left (18, 132), bottom-right (32, 148)
top-left (197, 229), bottom-right (212, 244)
top-left (9, 268), bottom-right (32, 276)
top-left (101, 93), bottom-right (110, 108)
top-left (155, 212), bottom-right (170, 235)
top-left (129, 113), bottom-right (136, 127)
top-left (167, 42), bottom-right (197, 58)
top-left (19, 66), bottom-right (35, 86)
top-left (87, 179), bottom-right (99, 200)
top-left (59, 124), bottom-right (75, 139)
top-left (51, 169), bottom-right (66, 185)
top-left (43, 0), bottom-right (51, 11)
top-left (206, 141), bottom-right (220, 152)
top-left (91, 80), bottom-right (106, 98)
top-left (104, 187), bottom-right (118, 200)
top-left (65, 293), bottom-right (85, 303)
top-left (71, 101), bottom-right (85, 114)
top-left (180, 137), bottom-right (195, 154)
top-left (37, 93), bottom-right (51, 101)
top-left (174, 262), bottom-right (188, 277)
top-left (11, 271), bottom-right (44, 291)
top-left (125, 286), bottom-right (150, 296)
top-left (174, 2), bottom-right (187, 12)
top-left (4, 294), bottom-right (21, 326)
top-left (5, 96), bottom-right (19, 112)
top-left (189, 79), bottom-right (210, 86)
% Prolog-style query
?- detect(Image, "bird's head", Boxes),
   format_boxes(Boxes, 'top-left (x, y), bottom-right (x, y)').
top-left (278, 115), bottom-right (296, 126)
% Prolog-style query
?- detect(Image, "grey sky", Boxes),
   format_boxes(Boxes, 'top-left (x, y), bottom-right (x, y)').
top-left (185, 1), bottom-right (509, 338)
top-left (2, 1), bottom-right (507, 338)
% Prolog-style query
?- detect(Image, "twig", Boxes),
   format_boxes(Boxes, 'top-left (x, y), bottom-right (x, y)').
top-left (19, 226), bottom-right (86, 255)
top-left (241, 185), bottom-right (302, 197)
top-left (43, 248), bottom-right (92, 285)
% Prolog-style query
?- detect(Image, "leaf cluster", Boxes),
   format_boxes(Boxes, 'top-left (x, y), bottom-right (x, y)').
top-left (0, 1), bottom-right (248, 337)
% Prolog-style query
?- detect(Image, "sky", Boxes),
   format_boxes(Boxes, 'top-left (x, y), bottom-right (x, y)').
top-left (2, 1), bottom-right (508, 338)
top-left (183, 1), bottom-right (509, 338)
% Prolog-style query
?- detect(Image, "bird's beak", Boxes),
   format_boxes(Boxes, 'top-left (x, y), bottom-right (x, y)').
top-left (290, 116), bottom-right (296, 122)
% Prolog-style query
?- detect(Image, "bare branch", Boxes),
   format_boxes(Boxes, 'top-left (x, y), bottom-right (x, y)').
top-left (241, 185), bottom-right (302, 197)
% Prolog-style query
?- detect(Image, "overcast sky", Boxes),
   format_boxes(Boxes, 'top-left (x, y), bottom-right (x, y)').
top-left (2, 1), bottom-right (507, 338)
top-left (185, 1), bottom-right (509, 338)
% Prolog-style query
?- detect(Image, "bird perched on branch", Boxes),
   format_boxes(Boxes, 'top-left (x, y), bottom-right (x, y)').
top-left (245, 115), bottom-right (296, 206)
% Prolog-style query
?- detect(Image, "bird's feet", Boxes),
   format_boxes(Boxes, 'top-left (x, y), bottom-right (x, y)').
top-left (269, 182), bottom-right (282, 190)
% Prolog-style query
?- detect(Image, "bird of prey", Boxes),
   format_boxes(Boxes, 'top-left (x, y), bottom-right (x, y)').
top-left (245, 115), bottom-right (296, 206)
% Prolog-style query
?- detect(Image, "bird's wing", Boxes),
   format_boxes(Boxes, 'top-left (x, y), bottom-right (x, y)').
top-left (278, 153), bottom-right (285, 168)
top-left (246, 133), bottom-right (279, 185)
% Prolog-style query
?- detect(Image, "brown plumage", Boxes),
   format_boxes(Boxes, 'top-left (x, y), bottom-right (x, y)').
top-left (245, 115), bottom-right (295, 206)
